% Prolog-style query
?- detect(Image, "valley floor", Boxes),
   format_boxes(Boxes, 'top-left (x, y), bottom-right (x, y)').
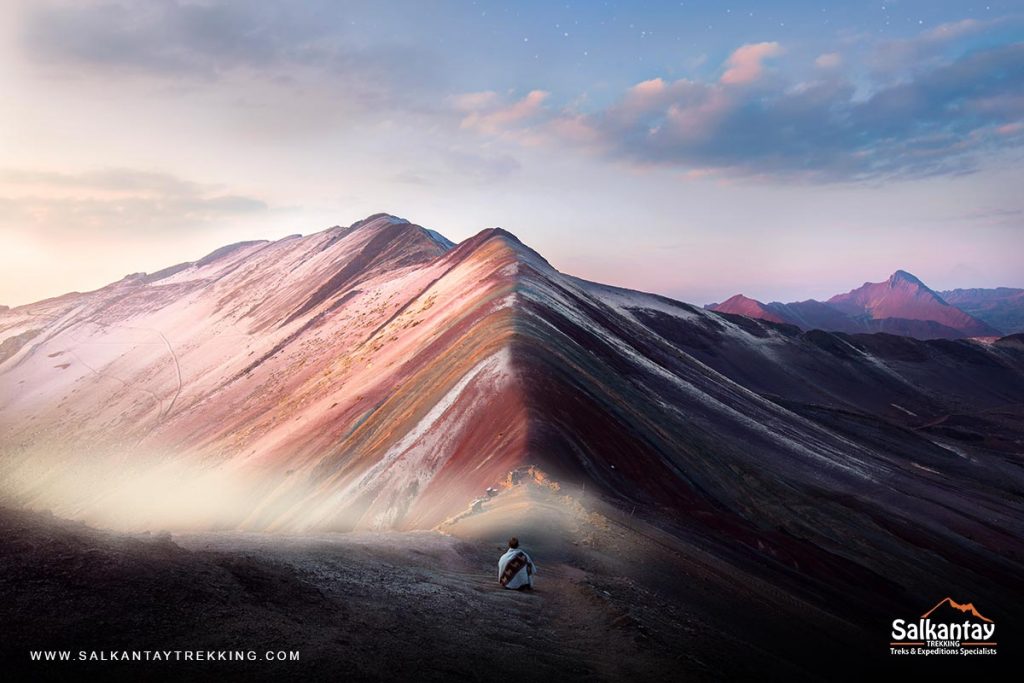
top-left (0, 489), bottom-right (1015, 681)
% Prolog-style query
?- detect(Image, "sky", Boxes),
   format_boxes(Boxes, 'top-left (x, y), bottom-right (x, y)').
top-left (1, 0), bottom-right (1022, 307)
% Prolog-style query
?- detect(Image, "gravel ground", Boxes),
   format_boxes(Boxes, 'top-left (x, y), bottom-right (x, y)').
top-left (3, 486), bottom-right (1010, 681)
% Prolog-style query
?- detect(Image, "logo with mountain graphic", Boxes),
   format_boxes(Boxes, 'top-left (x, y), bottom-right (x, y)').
top-left (890, 598), bottom-right (997, 656)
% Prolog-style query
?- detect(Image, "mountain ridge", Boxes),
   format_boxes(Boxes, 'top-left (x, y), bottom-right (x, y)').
top-left (2, 213), bottom-right (1023, 671)
top-left (710, 270), bottom-right (1005, 339)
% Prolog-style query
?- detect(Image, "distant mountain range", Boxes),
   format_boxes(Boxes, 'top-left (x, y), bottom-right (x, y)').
top-left (939, 287), bottom-right (1024, 337)
top-left (708, 270), bottom-right (1023, 339)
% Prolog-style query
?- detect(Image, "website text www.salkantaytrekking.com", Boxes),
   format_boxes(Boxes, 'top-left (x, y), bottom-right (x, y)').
top-left (29, 649), bottom-right (300, 663)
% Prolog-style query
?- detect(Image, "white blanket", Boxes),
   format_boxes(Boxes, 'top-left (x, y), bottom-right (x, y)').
top-left (498, 548), bottom-right (536, 589)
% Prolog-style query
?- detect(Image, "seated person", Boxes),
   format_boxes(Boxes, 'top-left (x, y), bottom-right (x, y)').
top-left (498, 536), bottom-right (536, 590)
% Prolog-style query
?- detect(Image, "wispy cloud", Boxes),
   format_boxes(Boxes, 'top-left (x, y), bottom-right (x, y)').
top-left (0, 168), bottom-right (268, 237)
top-left (871, 17), bottom-right (996, 73)
top-left (22, 0), bottom-right (431, 82)
top-left (19, 0), bottom-right (444, 133)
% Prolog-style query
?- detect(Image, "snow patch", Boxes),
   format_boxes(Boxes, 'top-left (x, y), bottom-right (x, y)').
top-left (890, 403), bottom-right (918, 417)
top-left (425, 229), bottom-right (456, 250)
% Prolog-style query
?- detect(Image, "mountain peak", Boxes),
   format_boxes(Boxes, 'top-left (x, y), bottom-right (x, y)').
top-left (823, 271), bottom-right (1000, 336)
top-left (333, 213), bottom-right (455, 252)
top-left (708, 294), bottom-right (789, 324)
top-left (446, 226), bottom-right (551, 269)
top-left (721, 293), bottom-right (760, 305)
top-left (352, 212), bottom-right (410, 228)
top-left (888, 269), bottom-right (926, 288)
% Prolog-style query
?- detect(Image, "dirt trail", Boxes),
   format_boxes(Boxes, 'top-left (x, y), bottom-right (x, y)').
top-left (173, 526), bottom-right (683, 681)
top-left (152, 329), bottom-right (182, 418)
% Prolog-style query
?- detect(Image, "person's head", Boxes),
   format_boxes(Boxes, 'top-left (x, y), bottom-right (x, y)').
top-left (508, 536), bottom-right (519, 549)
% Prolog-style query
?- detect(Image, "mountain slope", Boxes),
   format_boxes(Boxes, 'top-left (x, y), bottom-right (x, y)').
top-left (768, 299), bottom-right (864, 333)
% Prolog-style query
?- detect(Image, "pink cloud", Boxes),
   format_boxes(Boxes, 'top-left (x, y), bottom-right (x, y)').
top-left (630, 78), bottom-right (666, 98)
top-left (451, 91), bottom-right (499, 111)
top-left (545, 114), bottom-right (602, 146)
top-left (608, 77), bottom-right (712, 126)
top-left (683, 168), bottom-right (718, 180)
top-left (815, 52), bottom-right (842, 69)
top-left (615, 78), bottom-right (671, 119)
top-left (664, 88), bottom-right (732, 140)
top-left (458, 90), bottom-right (550, 134)
top-left (720, 42), bottom-right (782, 85)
